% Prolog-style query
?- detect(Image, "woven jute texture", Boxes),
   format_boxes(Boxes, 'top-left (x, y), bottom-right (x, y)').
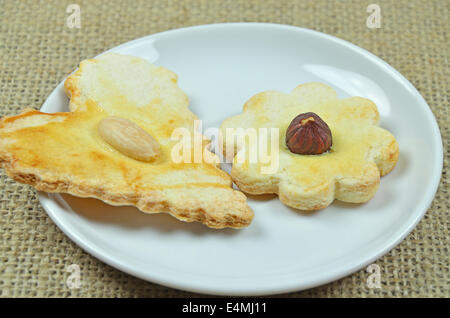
top-left (0, 0), bottom-right (448, 297)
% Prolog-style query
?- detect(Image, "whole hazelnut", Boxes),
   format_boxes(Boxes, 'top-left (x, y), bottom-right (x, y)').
top-left (285, 112), bottom-right (332, 155)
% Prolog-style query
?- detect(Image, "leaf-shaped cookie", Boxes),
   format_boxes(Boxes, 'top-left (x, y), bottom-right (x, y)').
top-left (0, 53), bottom-right (253, 229)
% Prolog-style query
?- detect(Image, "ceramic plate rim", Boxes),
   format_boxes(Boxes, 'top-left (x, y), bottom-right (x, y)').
top-left (38, 23), bottom-right (443, 296)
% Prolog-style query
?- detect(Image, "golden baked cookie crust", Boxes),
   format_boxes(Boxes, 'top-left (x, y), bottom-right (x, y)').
top-left (220, 82), bottom-right (399, 210)
top-left (0, 53), bottom-right (253, 229)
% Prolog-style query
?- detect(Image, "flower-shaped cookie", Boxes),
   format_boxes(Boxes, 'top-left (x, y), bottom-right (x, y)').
top-left (220, 83), bottom-right (399, 210)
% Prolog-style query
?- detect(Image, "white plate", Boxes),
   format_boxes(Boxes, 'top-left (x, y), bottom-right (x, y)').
top-left (39, 23), bottom-right (443, 295)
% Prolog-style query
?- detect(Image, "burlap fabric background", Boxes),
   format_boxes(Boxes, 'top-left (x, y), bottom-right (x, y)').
top-left (0, 0), bottom-right (448, 297)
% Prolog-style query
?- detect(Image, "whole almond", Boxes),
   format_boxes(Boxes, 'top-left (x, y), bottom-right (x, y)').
top-left (98, 116), bottom-right (160, 162)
